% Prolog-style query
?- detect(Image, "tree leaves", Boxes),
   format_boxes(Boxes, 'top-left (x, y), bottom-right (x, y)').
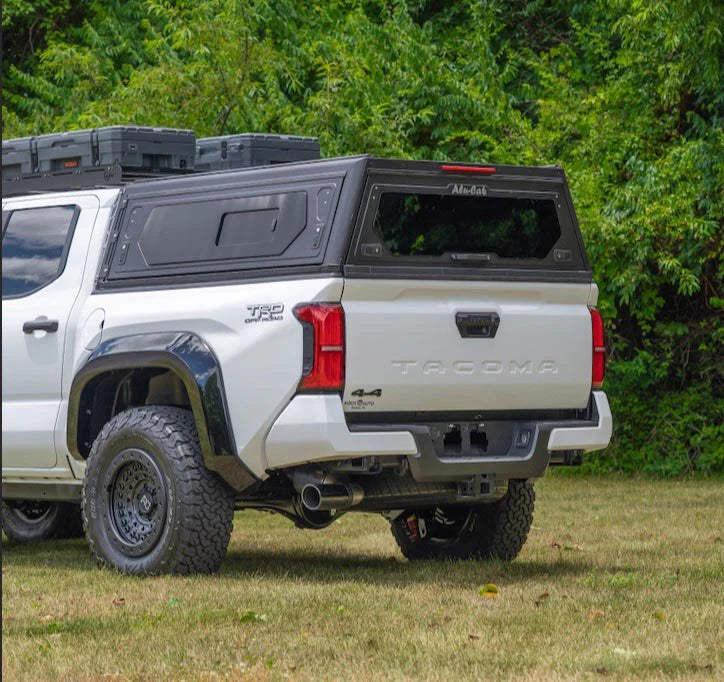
top-left (2, 0), bottom-right (720, 476)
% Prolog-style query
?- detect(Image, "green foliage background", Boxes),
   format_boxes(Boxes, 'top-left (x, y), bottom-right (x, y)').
top-left (3, 0), bottom-right (722, 474)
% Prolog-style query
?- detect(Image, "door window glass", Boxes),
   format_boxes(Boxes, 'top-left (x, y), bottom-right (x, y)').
top-left (2, 205), bottom-right (77, 298)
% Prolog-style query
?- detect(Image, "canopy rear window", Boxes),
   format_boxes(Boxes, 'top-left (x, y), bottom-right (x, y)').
top-left (373, 192), bottom-right (561, 260)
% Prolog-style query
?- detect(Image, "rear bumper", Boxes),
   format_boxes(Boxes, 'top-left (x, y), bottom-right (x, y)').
top-left (265, 395), bottom-right (418, 470)
top-left (548, 392), bottom-right (612, 452)
top-left (264, 391), bottom-right (612, 481)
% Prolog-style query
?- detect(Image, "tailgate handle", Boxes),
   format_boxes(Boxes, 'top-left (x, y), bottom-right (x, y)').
top-left (456, 312), bottom-right (500, 338)
top-left (449, 252), bottom-right (494, 263)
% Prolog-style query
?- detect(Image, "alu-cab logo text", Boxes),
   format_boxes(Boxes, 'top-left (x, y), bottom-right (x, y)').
top-left (451, 184), bottom-right (488, 196)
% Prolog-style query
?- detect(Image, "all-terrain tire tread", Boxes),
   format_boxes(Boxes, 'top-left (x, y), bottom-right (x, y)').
top-left (478, 479), bottom-right (535, 561)
top-left (390, 479), bottom-right (535, 562)
top-left (82, 406), bottom-right (235, 575)
top-left (1, 502), bottom-right (62, 543)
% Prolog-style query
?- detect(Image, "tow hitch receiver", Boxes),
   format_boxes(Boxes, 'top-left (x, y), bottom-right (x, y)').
top-left (457, 475), bottom-right (508, 501)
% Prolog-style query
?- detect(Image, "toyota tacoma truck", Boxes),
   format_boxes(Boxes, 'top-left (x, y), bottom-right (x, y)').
top-left (1, 149), bottom-right (612, 574)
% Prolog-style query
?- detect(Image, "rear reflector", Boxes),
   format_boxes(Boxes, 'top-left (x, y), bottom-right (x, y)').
top-left (294, 303), bottom-right (345, 391)
top-left (590, 307), bottom-right (606, 389)
top-left (441, 164), bottom-right (496, 175)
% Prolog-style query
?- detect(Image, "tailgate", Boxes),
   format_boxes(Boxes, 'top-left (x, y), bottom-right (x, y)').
top-left (341, 160), bottom-right (594, 414)
top-left (342, 278), bottom-right (593, 412)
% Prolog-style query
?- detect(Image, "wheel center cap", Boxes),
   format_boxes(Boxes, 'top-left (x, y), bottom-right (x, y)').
top-left (138, 491), bottom-right (154, 516)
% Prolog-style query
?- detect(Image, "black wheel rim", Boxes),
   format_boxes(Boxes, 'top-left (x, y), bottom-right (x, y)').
top-left (5, 500), bottom-right (53, 525)
top-left (105, 448), bottom-right (167, 557)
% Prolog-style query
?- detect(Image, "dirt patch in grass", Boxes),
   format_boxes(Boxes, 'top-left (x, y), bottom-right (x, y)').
top-left (2, 474), bottom-right (723, 681)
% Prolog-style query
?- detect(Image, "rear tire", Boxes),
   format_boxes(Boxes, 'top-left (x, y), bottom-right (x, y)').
top-left (390, 480), bottom-right (535, 561)
top-left (2, 501), bottom-right (83, 543)
top-left (82, 406), bottom-right (235, 575)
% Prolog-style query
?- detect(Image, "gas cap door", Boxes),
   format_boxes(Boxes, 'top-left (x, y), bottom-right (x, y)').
top-left (81, 308), bottom-right (105, 350)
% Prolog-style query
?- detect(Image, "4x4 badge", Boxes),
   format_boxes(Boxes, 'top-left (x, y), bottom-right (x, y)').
top-left (350, 388), bottom-right (382, 397)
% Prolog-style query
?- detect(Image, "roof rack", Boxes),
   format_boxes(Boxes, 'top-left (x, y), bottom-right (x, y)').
top-left (3, 128), bottom-right (322, 197)
top-left (1, 164), bottom-right (200, 197)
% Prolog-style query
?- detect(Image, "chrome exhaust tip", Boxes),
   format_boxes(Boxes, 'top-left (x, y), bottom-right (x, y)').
top-left (301, 483), bottom-right (364, 511)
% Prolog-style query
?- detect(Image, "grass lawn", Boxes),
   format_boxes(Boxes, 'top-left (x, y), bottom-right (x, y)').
top-left (2, 473), bottom-right (723, 681)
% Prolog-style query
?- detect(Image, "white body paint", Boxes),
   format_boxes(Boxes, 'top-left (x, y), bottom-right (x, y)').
top-left (2, 188), bottom-right (611, 491)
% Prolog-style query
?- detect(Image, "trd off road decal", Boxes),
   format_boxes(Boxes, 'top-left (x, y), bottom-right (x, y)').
top-left (245, 303), bottom-right (284, 324)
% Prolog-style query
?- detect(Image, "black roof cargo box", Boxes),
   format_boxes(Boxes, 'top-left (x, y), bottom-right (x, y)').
top-left (96, 126), bottom-right (195, 170)
top-left (2, 128), bottom-right (321, 196)
top-left (34, 126), bottom-right (195, 173)
top-left (35, 129), bottom-right (99, 172)
top-left (195, 133), bottom-right (320, 171)
top-left (2, 137), bottom-right (37, 180)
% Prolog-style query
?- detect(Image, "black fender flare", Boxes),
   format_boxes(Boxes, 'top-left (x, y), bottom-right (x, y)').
top-left (67, 331), bottom-right (256, 491)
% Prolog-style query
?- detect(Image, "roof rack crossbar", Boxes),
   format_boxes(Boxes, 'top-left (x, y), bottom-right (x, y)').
top-left (1, 164), bottom-right (201, 197)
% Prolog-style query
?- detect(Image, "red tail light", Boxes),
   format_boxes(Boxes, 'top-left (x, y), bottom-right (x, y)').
top-left (590, 307), bottom-right (606, 389)
top-left (294, 303), bottom-right (345, 392)
top-left (441, 164), bottom-right (496, 175)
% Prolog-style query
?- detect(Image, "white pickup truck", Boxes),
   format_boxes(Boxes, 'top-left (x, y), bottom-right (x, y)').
top-left (2, 154), bottom-right (612, 574)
